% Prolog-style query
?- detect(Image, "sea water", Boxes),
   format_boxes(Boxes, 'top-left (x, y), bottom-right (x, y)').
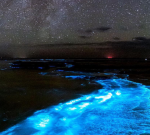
top-left (1, 78), bottom-right (150, 135)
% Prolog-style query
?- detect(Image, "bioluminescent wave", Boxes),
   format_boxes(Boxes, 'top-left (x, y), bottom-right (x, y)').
top-left (1, 78), bottom-right (150, 135)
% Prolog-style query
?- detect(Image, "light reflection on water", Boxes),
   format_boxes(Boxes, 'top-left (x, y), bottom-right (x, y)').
top-left (1, 78), bottom-right (150, 135)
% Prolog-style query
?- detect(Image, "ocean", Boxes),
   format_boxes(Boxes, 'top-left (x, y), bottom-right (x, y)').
top-left (0, 59), bottom-right (150, 135)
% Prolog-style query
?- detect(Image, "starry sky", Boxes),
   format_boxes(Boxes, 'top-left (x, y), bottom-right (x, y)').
top-left (0, 0), bottom-right (150, 58)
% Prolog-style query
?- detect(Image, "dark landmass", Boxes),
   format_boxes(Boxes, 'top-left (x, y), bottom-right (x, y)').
top-left (23, 40), bottom-right (150, 46)
top-left (0, 40), bottom-right (150, 59)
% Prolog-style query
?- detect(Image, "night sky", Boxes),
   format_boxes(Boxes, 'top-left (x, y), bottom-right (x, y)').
top-left (0, 0), bottom-right (150, 58)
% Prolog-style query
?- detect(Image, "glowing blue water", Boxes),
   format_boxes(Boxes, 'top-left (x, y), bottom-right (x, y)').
top-left (1, 79), bottom-right (150, 135)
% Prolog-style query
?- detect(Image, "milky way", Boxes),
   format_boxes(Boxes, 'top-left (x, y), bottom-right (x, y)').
top-left (0, 0), bottom-right (150, 45)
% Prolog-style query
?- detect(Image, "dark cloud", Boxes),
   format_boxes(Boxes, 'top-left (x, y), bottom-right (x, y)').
top-left (77, 29), bottom-right (93, 39)
top-left (85, 29), bottom-right (93, 34)
top-left (113, 37), bottom-right (120, 40)
top-left (132, 37), bottom-right (148, 42)
top-left (95, 26), bottom-right (111, 32)
top-left (78, 29), bottom-right (93, 34)
top-left (79, 36), bottom-right (91, 39)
